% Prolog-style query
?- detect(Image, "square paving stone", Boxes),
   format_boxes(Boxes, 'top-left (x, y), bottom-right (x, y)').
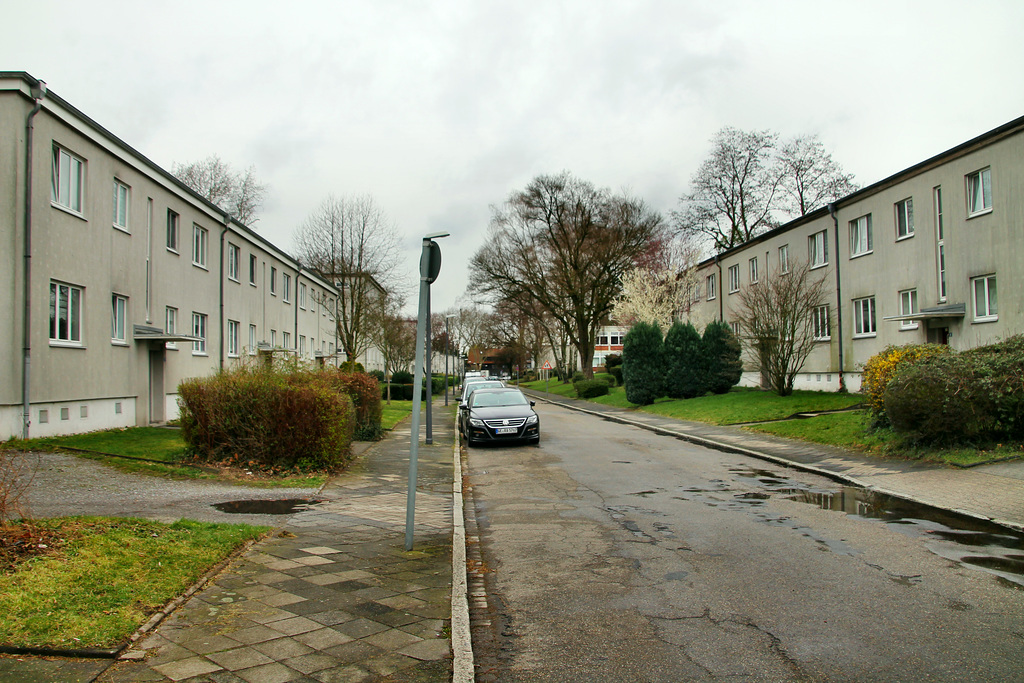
top-left (363, 652), bottom-right (421, 676)
top-left (307, 609), bottom-right (356, 626)
top-left (310, 663), bottom-right (374, 683)
top-left (152, 656), bottom-right (223, 681)
top-left (234, 661), bottom-right (304, 683)
top-left (293, 627), bottom-right (355, 650)
top-left (268, 616), bottom-right (323, 636)
top-left (335, 617), bottom-right (390, 639)
top-left (228, 625), bottom-right (290, 645)
top-left (361, 627), bottom-right (423, 651)
top-left (251, 637), bottom-right (314, 659)
top-left (398, 638), bottom-right (451, 662)
top-left (321, 639), bottom-right (386, 664)
top-left (207, 646), bottom-right (275, 671)
top-left (175, 632), bottom-right (245, 655)
top-left (260, 592), bottom-right (307, 608)
top-left (282, 653), bottom-right (338, 675)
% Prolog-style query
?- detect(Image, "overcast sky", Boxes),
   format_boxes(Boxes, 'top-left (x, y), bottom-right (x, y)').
top-left (6, 1), bottom-right (1024, 312)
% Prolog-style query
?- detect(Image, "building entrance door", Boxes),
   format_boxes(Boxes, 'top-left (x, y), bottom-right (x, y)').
top-left (149, 347), bottom-right (165, 423)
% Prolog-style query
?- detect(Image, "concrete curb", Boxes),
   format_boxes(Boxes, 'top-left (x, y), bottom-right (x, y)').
top-left (527, 392), bottom-right (1024, 533)
top-left (451, 429), bottom-right (475, 682)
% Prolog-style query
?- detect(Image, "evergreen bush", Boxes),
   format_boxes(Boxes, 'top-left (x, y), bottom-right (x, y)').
top-left (608, 366), bottom-right (623, 386)
top-left (664, 321), bottom-right (705, 399)
top-left (702, 321), bottom-right (743, 394)
top-left (574, 378), bottom-right (610, 398)
top-left (391, 369), bottom-right (413, 385)
top-left (861, 343), bottom-right (950, 426)
top-left (622, 321), bottom-right (664, 405)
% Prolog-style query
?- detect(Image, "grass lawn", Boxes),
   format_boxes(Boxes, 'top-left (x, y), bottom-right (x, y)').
top-left (381, 400), bottom-right (414, 430)
top-left (0, 517), bottom-right (268, 649)
top-left (746, 411), bottom-right (1024, 467)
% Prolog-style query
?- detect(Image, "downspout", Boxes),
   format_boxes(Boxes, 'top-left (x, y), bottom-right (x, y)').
top-left (827, 203), bottom-right (846, 392)
top-left (218, 215), bottom-right (231, 369)
top-left (22, 79), bottom-right (47, 439)
top-left (715, 255), bottom-right (724, 322)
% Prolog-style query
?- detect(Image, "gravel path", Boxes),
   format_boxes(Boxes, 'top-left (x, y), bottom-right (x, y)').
top-left (12, 451), bottom-right (322, 527)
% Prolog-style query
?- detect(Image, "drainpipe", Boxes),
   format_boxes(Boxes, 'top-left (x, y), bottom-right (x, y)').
top-left (22, 78), bottom-right (47, 440)
top-left (828, 203), bottom-right (846, 393)
top-left (218, 214), bottom-right (231, 369)
top-left (714, 255), bottom-right (724, 322)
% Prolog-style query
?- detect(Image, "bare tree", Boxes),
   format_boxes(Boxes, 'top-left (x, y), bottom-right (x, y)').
top-left (734, 261), bottom-right (830, 396)
top-left (469, 172), bottom-right (664, 379)
top-left (172, 155), bottom-right (267, 226)
top-left (778, 135), bottom-right (859, 217)
top-left (673, 127), bottom-right (782, 252)
top-left (368, 295), bottom-right (416, 404)
top-left (294, 195), bottom-right (403, 365)
top-left (674, 128), bottom-right (858, 252)
top-left (446, 305), bottom-right (491, 359)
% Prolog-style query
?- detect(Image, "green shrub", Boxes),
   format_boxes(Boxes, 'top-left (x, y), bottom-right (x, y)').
top-left (391, 369), bottom-right (413, 385)
top-left (178, 367), bottom-right (354, 472)
top-left (883, 335), bottom-right (1024, 443)
top-left (594, 372), bottom-right (616, 387)
top-left (622, 322), bottom-right (664, 406)
top-left (862, 343), bottom-right (950, 425)
top-left (369, 369), bottom-right (385, 382)
top-left (574, 378), bottom-right (610, 398)
top-left (664, 321), bottom-right (705, 399)
top-left (702, 321), bottom-right (743, 394)
top-left (320, 370), bottom-right (383, 441)
top-left (572, 371), bottom-right (586, 383)
top-left (605, 353), bottom-right (622, 370)
top-left (608, 366), bottom-right (623, 386)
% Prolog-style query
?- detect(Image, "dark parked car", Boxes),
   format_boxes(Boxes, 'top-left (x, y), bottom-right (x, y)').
top-left (461, 387), bottom-right (540, 446)
top-left (457, 380), bottom-right (505, 435)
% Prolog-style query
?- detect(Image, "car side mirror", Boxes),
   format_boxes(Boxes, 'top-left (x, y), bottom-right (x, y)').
top-left (459, 404), bottom-right (469, 411)
top-left (530, 401), bottom-right (536, 407)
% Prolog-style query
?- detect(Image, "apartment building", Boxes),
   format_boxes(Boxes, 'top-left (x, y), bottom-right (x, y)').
top-left (691, 114), bottom-right (1024, 391)
top-left (0, 72), bottom-right (357, 439)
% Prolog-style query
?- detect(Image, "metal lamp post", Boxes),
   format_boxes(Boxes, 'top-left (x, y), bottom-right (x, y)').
top-left (444, 314), bottom-right (455, 405)
top-left (406, 231), bottom-right (447, 551)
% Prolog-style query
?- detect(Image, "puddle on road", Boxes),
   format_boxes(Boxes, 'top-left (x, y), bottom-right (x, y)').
top-left (678, 466), bottom-right (1024, 588)
top-left (213, 498), bottom-right (321, 515)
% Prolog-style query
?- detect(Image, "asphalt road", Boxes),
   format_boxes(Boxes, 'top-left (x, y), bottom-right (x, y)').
top-left (465, 402), bottom-right (1024, 682)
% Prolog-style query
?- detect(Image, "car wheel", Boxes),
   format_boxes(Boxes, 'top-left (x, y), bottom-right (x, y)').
top-left (530, 435), bottom-right (540, 446)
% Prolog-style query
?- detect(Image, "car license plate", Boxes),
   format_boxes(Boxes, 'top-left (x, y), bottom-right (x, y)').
top-left (495, 427), bottom-right (517, 435)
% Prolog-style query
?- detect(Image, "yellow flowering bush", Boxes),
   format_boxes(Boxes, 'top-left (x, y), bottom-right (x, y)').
top-left (861, 344), bottom-right (950, 424)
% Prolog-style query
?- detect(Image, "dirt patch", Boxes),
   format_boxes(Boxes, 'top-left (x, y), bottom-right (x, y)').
top-left (0, 523), bottom-right (66, 574)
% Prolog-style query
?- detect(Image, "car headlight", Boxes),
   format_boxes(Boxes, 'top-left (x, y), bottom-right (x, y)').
top-left (526, 414), bottom-right (538, 425)
top-left (469, 418), bottom-right (485, 427)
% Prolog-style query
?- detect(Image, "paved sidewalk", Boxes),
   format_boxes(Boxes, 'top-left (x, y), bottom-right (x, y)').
top-left (90, 411), bottom-right (456, 683)
top-left (523, 389), bottom-right (1024, 532)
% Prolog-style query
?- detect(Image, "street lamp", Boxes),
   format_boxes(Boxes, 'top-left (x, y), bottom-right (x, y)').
top-left (406, 231), bottom-right (448, 551)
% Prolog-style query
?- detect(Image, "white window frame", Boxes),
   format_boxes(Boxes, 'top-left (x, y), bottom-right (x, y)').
top-left (809, 231), bottom-right (828, 268)
top-left (895, 198), bottom-right (914, 240)
top-left (228, 243), bottom-right (240, 282)
top-left (853, 297), bottom-right (876, 338)
top-left (165, 306), bottom-right (178, 350)
top-left (778, 244), bottom-right (790, 274)
top-left (166, 210), bottom-right (179, 252)
top-left (112, 179), bottom-right (130, 232)
top-left (227, 320), bottom-right (240, 357)
top-left (282, 273), bottom-right (291, 302)
top-left (706, 273), bottom-right (717, 300)
top-left (192, 224), bottom-right (208, 268)
top-left (249, 254), bottom-right (258, 285)
top-left (899, 289), bottom-right (918, 331)
top-left (50, 281), bottom-right (83, 345)
top-left (299, 335), bottom-right (306, 355)
top-left (282, 331), bottom-right (291, 349)
top-left (270, 329), bottom-right (277, 346)
top-left (192, 312), bottom-right (207, 355)
top-left (51, 146), bottom-right (84, 215)
top-left (849, 214), bottom-right (872, 257)
top-left (934, 186), bottom-right (946, 302)
top-left (749, 257), bottom-right (759, 284)
top-left (111, 293), bottom-right (128, 344)
top-left (299, 282), bottom-right (307, 309)
top-left (729, 322), bottom-right (741, 336)
top-left (966, 167), bottom-right (992, 216)
top-left (972, 275), bottom-right (997, 322)
top-left (728, 264), bottom-right (740, 293)
top-left (270, 267), bottom-right (277, 295)
top-left (249, 324), bottom-right (257, 355)
top-left (812, 305), bottom-right (830, 341)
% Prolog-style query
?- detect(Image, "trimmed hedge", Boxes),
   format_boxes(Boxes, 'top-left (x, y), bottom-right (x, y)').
top-left (574, 378), bottom-right (610, 398)
top-left (861, 343), bottom-right (950, 426)
top-left (320, 370), bottom-right (383, 441)
top-left (178, 367), bottom-right (355, 472)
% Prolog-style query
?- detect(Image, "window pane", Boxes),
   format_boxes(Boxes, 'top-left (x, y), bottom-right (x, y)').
top-left (988, 278), bottom-right (997, 315)
top-left (49, 283), bottom-right (57, 338)
top-left (975, 280), bottom-right (985, 316)
top-left (70, 286), bottom-right (80, 341)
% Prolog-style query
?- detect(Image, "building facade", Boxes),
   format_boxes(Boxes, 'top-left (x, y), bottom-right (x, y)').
top-left (0, 72), bottom-right (376, 439)
top-left (690, 115), bottom-right (1024, 391)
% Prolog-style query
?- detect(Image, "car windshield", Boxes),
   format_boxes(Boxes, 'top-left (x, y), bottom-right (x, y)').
top-left (464, 382), bottom-right (502, 399)
top-left (471, 391), bottom-right (529, 408)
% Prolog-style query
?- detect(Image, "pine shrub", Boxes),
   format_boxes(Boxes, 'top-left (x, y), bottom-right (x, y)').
top-left (664, 321), bottom-right (705, 399)
top-left (702, 321), bottom-right (742, 394)
top-left (622, 321), bottom-right (665, 405)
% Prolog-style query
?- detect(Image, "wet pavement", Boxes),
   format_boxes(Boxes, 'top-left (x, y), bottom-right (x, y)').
top-left (0, 407), bottom-right (458, 683)
top-left (521, 389), bottom-right (1024, 533)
